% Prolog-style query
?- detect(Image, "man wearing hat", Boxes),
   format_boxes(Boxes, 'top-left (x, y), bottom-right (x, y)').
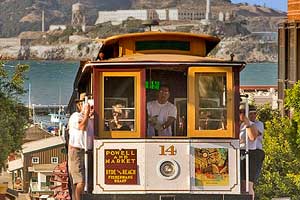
top-left (248, 105), bottom-right (265, 183)
top-left (68, 93), bottom-right (90, 200)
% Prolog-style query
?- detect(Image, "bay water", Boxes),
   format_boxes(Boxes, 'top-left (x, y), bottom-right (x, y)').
top-left (5, 61), bottom-right (277, 105)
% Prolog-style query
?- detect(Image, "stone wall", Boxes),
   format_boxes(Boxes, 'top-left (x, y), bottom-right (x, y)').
top-left (0, 38), bottom-right (20, 48)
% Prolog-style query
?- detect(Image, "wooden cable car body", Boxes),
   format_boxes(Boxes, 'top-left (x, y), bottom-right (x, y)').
top-left (70, 32), bottom-right (251, 199)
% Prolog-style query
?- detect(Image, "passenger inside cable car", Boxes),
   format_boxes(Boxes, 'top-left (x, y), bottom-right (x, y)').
top-left (103, 77), bottom-right (135, 132)
top-left (146, 69), bottom-right (187, 137)
top-left (147, 84), bottom-right (177, 137)
top-left (93, 67), bottom-right (229, 138)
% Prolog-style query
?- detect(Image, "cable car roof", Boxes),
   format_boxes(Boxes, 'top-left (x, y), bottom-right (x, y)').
top-left (91, 54), bottom-right (241, 63)
top-left (96, 32), bottom-right (221, 57)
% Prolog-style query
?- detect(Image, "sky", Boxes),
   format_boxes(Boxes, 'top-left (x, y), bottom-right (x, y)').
top-left (231, 0), bottom-right (287, 12)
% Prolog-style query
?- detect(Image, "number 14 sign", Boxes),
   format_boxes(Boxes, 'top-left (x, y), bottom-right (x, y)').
top-left (159, 145), bottom-right (177, 156)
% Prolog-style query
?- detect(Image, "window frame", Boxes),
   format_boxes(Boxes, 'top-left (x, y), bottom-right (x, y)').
top-left (187, 67), bottom-right (234, 138)
top-left (32, 157), bottom-right (39, 164)
top-left (51, 157), bottom-right (58, 164)
top-left (97, 70), bottom-right (144, 138)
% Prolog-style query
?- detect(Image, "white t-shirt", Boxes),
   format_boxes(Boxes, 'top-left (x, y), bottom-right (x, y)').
top-left (147, 100), bottom-right (177, 137)
top-left (240, 122), bottom-right (257, 150)
top-left (254, 120), bottom-right (264, 150)
top-left (68, 112), bottom-right (85, 149)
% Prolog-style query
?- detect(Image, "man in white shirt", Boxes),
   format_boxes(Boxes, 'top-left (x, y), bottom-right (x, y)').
top-left (147, 85), bottom-right (177, 137)
top-left (68, 95), bottom-right (90, 200)
top-left (239, 104), bottom-right (259, 200)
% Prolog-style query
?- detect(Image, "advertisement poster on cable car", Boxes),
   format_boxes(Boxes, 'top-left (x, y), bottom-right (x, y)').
top-left (104, 149), bottom-right (137, 184)
top-left (194, 148), bottom-right (229, 186)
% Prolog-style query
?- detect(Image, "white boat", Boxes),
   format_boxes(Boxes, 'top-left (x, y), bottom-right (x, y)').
top-left (49, 106), bottom-right (68, 125)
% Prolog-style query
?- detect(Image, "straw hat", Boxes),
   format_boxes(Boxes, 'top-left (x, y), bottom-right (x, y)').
top-left (249, 105), bottom-right (257, 113)
top-left (239, 104), bottom-right (245, 111)
top-left (75, 92), bottom-right (86, 103)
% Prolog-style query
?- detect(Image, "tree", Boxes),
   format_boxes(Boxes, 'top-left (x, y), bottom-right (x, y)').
top-left (255, 115), bottom-right (300, 199)
top-left (284, 81), bottom-right (300, 159)
top-left (0, 61), bottom-right (29, 168)
top-left (255, 82), bottom-right (300, 199)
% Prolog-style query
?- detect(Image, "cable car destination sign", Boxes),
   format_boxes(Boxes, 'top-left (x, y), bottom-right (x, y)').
top-left (104, 149), bottom-right (137, 184)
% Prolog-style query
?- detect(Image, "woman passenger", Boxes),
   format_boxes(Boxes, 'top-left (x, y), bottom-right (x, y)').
top-left (239, 104), bottom-right (259, 200)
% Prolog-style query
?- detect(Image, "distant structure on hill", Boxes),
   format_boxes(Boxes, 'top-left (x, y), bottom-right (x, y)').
top-left (94, 0), bottom-right (232, 25)
top-left (72, 2), bottom-right (86, 31)
top-left (95, 9), bottom-right (178, 25)
top-left (95, 7), bottom-right (235, 25)
top-left (278, 0), bottom-right (300, 114)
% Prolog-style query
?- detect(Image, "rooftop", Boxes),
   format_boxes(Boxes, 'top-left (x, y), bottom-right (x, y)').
top-left (23, 124), bottom-right (53, 143)
top-left (22, 136), bottom-right (65, 154)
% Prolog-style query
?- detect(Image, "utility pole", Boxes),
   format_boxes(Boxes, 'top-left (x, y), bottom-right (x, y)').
top-left (205, 0), bottom-right (211, 21)
top-left (42, 10), bottom-right (45, 32)
top-left (28, 83), bottom-right (32, 121)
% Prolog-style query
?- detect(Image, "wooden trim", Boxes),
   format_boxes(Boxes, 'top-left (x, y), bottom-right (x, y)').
top-left (95, 69), bottom-right (144, 138)
top-left (187, 67), bottom-right (234, 138)
top-left (233, 67), bottom-right (240, 139)
top-left (140, 70), bottom-right (146, 138)
top-left (93, 68), bottom-right (101, 138)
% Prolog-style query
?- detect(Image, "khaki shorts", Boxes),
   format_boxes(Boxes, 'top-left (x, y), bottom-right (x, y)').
top-left (68, 147), bottom-right (85, 184)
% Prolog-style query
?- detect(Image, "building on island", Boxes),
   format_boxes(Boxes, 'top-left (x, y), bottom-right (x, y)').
top-left (95, 9), bottom-right (179, 25)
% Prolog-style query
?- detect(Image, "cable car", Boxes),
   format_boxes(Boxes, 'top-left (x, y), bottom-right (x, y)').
top-left (69, 32), bottom-right (251, 200)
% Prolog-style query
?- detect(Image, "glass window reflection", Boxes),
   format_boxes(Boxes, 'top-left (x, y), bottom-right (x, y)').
top-left (104, 77), bottom-right (135, 131)
top-left (195, 72), bottom-right (227, 130)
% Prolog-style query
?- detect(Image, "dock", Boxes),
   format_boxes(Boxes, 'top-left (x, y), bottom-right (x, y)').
top-left (28, 104), bottom-right (67, 115)
top-left (240, 85), bottom-right (277, 92)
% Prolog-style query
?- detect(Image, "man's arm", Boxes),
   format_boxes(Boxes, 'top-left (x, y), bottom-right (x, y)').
top-left (162, 116), bottom-right (176, 129)
top-left (255, 121), bottom-right (264, 136)
top-left (78, 103), bottom-right (90, 131)
top-left (162, 104), bottom-right (177, 130)
top-left (241, 114), bottom-right (258, 141)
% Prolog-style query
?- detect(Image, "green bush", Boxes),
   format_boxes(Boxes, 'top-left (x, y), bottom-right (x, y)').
top-left (255, 82), bottom-right (300, 199)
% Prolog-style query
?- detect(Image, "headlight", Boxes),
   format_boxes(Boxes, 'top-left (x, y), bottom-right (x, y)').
top-left (160, 161), bottom-right (175, 177)
top-left (157, 159), bottom-right (180, 180)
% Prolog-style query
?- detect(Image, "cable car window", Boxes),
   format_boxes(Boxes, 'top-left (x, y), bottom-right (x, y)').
top-left (195, 72), bottom-right (227, 130)
top-left (136, 40), bottom-right (190, 51)
top-left (104, 77), bottom-right (135, 131)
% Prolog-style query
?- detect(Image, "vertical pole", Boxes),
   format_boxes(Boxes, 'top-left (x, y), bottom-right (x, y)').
top-left (32, 104), bottom-right (35, 124)
top-left (205, 0), bottom-right (211, 20)
top-left (245, 97), bottom-right (249, 193)
top-left (62, 124), bottom-right (65, 141)
top-left (28, 83), bottom-right (32, 120)
top-left (84, 96), bottom-right (88, 192)
top-left (42, 10), bottom-right (45, 32)
top-left (28, 83), bottom-right (31, 109)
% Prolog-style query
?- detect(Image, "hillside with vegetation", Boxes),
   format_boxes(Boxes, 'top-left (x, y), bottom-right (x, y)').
top-left (0, 0), bottom-right (286, 62)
